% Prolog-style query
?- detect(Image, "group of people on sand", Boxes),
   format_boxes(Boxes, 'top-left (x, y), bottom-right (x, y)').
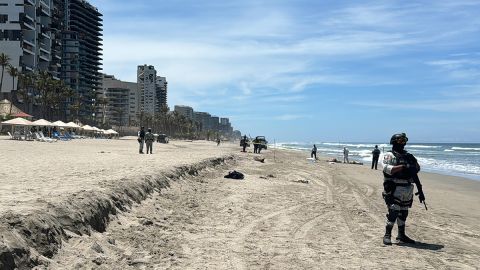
top-left (311, 133), bottom-right (426, 246)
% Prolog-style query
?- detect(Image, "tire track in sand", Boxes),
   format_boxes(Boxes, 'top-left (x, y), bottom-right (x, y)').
top-left (229, 202), bottom-right (309, 270)
top-left (336, 170), bottom-right (451, 269)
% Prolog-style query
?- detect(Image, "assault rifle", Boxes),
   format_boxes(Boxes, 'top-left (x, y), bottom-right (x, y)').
top-left (405, 155), bottom-right (427, 211)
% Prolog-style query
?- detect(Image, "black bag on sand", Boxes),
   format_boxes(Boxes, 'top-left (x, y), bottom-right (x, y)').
top-left (224, 170), bottom-right (244, 180)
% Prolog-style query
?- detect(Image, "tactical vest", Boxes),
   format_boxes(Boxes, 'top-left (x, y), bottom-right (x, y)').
top-left (383, 151), bottom-right (416, 180)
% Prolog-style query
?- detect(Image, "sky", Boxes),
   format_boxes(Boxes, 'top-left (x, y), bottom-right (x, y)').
top-left (89, 0), bottom-right (480, 143)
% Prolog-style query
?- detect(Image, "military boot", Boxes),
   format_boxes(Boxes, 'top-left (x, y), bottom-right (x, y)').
top-left (383, 224), bottom-right (394, 245)
top-left (396, 225), bottom-right (415, 244)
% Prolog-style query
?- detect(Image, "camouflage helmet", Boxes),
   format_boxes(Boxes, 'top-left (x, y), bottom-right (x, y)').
top-left (390, 133), bottom-right (408, 145)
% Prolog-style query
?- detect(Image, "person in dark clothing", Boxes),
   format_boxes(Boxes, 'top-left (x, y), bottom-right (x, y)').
top-left (241, 135), bottom-right (248, 152)
top-left (372, 145), bottom-right (381, 170)
top-left (311, 144), bottom-right (317, 160)
top-left (138, 126), bottom-right (145, 154)
top-left (253, 138), bottom-right (259, 153)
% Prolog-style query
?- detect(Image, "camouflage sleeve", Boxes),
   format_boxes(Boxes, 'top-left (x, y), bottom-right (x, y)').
top-left (382, 152), bottom-right (396, 175)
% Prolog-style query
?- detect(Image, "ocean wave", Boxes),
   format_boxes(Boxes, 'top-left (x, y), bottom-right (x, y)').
top-left (416, 157), bottom-right (480, 175)
top-left (408, 145), bottom-right (442, 149)
top-left (451, 147), bottom-right (480, 151)
top-left (322, 142), bottom-right (387, 148)
top-left (444, 149), bottom-right (454, 152)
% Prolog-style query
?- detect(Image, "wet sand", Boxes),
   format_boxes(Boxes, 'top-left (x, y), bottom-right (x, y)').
top-left (1, 137), bottom-right (479, 269)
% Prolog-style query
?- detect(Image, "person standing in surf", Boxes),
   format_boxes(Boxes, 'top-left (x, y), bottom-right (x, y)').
top-left (372, 145), bottom-right (381, 170)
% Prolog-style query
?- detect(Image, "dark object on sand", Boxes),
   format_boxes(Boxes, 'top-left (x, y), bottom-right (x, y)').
top-left (327, 158), bottom-right (342, 163)
top-left (224, 170), bottom-right (244, 180)
top-left (293, 179), bottom-right (309, 184)
top-left (350, 161), bottom-right (363, 165)
top-left (254, 156), bottom-right (265, 163)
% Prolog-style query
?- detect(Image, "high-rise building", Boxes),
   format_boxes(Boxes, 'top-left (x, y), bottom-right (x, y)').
top-left (0, 0), bottom-right (58, 93)
top-left (174, 105), bottom-right (194, 120)
top-left (137, 65), bottom-right (157, 117)
top-left (210, 116), bottom-right (219, 131)
top-left (194, 111), bottom-right (211, 131)
top-left (137, 65), bottom-right (168, 120)
top-left (98, 74), bottom-right (137, 126)
top-left (62, 0), bottom-right (103, 121)
top-left (156, 76), bottom-right (167, 111)
top-left (0, 0), bottom-right (102, 123)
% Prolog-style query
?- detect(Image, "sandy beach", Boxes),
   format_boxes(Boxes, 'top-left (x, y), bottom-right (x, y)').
top-left (1, 137), bottom-right (479, 269)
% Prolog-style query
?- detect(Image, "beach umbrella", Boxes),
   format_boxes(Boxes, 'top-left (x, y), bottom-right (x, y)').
top-left (1, 117), bottom-right (33, 126)
top-left (32, 119), bottom-right (54, 126)
top-left (66, 122), bottom-right (81, 128)
top-left (92, 126), bottom-right (100, 132)
top-left (11, 112), bottom-right (33, 118)
top-left (107, 129), bottom-right (118, 134)
top-left (81, 125), bottom-right (94, 131)
top-left (51, 120), bottom-right (70, 127)
top-left (1, 117), bottom-right (33, 138)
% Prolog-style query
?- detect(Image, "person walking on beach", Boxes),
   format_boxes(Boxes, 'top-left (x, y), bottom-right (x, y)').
top-left (311, 144), bottom-right (317, 160)
top-left (138, 126), bottom-right (145, 154)
top-left (145, 128), bottom-right (155, 154)
top-left (343, 147), bottom-right (349, 163)
top-left (382, 133), bottom-right (426, 245)
top-left (241, 135), bottom-right (248, 152)
top-left (372, 145), bottom-right (381, 170)
top-left (217, 138), bottom-right (221, 146)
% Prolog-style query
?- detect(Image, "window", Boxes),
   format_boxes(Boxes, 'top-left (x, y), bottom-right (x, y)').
top-left (0, 14), bottom-right (8, 23)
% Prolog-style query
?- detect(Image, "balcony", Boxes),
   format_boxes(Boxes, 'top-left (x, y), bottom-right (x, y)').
top-left (23, 39), bottom-right (35, 47)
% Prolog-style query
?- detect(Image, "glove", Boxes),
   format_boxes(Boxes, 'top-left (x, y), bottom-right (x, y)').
top-left (415, 185), bottom-right (425, 203)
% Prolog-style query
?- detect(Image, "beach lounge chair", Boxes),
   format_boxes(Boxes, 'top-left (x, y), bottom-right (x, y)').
top-left (7, 131), bottom-right (14, 140)
top-left (38, 132), bottom-right (56, 143)
top-left (53, 131), bottom-right (69, 141)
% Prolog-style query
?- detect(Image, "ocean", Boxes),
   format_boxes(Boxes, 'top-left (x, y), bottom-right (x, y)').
top-left (273, 142), bottom-right (480, 181)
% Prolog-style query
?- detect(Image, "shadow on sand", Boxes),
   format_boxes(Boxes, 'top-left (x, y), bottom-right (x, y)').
top-left (397, 241), bottom-right (444, 251)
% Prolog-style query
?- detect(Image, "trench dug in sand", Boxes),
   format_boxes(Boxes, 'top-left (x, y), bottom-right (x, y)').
top-left (49, 150), bottom-right (479, 269)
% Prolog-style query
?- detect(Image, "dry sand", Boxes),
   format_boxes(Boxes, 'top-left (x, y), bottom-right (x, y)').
top-left (1, 137), bottom-right (479, 269)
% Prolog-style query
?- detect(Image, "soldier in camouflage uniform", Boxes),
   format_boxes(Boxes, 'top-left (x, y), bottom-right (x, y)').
top-left (145, 128), bottom-right (155, 154)
top-left (382, 133), bottom-right (426, 245)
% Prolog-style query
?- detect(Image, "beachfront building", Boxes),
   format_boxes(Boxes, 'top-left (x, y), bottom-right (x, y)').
top-left (0, 0), bottom-right (102, 123)
top-left (0, 0), bottom-right (60, 94)
top-left (210, 116), bottom-right (220, 132)
top-left (137, 65), bottom-right (157, 117)
top-left (194, 111), bottom-right (211, 131)
top-left (220, 117), bottom-right (233, 135)
top-left (137, 65), bottom-right (169, 120)
top-left (62, 0), bottom-right (103, 122)
top-left (156, 76), bottom-right (168, 112)
top-left (97, 74), bottom-right (137, 126)
top-left (174, 105), bottom-right (194, 120)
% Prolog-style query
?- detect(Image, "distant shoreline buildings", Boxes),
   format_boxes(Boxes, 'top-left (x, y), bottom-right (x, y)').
top-left (1, 0), bottom-right (239, 137)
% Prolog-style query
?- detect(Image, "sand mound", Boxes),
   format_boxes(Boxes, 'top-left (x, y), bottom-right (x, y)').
top-left (0, 156), bottom-right (234, 269)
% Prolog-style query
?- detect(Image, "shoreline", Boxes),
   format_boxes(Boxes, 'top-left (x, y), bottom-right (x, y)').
top-left (272, 145), bottom-right (480, 182)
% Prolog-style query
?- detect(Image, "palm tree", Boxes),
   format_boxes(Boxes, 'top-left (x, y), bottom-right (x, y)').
top-left (0, 53), bottom-right (11, 99)
top-left (96, 96), bottom-right (108, 125)
top-left (7, 65), bottom-right (19, 115)
top-left (17, 72), bottom-right (35, 113)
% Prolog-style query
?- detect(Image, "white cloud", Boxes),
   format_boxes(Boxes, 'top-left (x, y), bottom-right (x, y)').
top-left (274, 114), bottom-right (311, 121)
top-left (351, 99), bottom-right (480, 112)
